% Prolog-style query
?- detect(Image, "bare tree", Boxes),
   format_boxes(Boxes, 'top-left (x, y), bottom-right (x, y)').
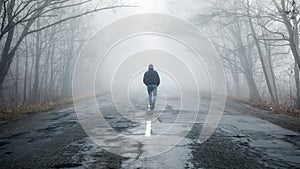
top-left (196, 1), bottom-right (262, 101)
top-left (271, 0), bottom-right (300, 107)
top-left (195, 0), bottom-right (300, 107)
top-left (0, 0), bottom-right (129, 90)
top-left (246, 0), bottom-right (279, 103)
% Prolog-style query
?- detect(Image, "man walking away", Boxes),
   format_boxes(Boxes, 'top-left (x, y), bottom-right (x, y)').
top-left (143, 64), bottom-right (160, 110)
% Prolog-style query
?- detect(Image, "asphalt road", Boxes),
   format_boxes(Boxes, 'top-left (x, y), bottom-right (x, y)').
top-left (0, 95), bottom-right (299, 169)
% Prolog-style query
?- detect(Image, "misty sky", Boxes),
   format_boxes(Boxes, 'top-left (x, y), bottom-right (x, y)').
top-left (72, 0), bottom-right (225, 103)
top-left (93, 0), bottom-right (210, 29)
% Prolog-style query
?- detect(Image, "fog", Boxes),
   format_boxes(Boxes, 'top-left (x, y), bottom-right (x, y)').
top-left (1, 0), bottom-right (299, 109)
top-left (1, 0), bottom-right (300, 166)
top-left (73, 13), bottom-right (224, 102)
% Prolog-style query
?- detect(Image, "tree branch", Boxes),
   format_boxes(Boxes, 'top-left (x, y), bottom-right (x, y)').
top-left (27, 5), bottom-right (136, 34)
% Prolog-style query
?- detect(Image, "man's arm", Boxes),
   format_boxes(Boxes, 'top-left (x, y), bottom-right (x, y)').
top-left (156, 72), bottom-right (160, 86)
top-left (143, 72), bottom-right (147, 85)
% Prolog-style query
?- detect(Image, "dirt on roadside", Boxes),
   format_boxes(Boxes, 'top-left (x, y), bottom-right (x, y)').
top-left (226, 99), bottom-right (300, 133)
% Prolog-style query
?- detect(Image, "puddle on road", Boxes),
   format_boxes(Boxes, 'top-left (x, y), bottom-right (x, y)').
top-left (105, 117), bottom-right (140, 132)
top-left (0, 141), bottom-right (10, 147)
top-left (1, 131), bottom-right (29, 140)
top-left (186, 124), bottom-right (265, 169)
top-left (50, 163), bottom-right (83, 168)
top-left (185, 121), bottom-right (300, 169)
top-left (70, 138), bottom-right (129, 169)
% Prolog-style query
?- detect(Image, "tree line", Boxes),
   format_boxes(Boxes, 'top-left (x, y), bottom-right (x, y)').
top-left (195, 0), bottom-right (300, 108)
top-left (1, 0), bottom-right (299, 111)
top-left (0, 0), bottom-right (126, 107)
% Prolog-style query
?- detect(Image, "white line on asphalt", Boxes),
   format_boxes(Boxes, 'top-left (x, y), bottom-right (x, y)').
top-left (145, 121), bottom-right (151, 137)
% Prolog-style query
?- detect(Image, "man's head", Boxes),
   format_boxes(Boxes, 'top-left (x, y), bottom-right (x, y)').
top-left (148, 64), bottom-right (154, 70)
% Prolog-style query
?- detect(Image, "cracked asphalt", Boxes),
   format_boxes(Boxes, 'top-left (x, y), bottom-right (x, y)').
top-left (0, 95), bottom-right (299, 169)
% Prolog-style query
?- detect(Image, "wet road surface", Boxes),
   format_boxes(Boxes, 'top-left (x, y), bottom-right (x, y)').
top-left (0, 95), bottom-right (299, 169)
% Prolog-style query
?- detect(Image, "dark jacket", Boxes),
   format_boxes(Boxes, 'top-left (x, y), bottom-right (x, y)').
top-left (143, 68), bottom-right (160, 86)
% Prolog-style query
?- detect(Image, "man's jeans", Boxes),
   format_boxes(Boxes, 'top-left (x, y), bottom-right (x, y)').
top-left (147, 85), bottom-right (157, 105)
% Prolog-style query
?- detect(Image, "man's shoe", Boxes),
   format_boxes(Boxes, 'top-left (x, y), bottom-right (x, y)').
top-left (150, 103), bottom-right (155, 110)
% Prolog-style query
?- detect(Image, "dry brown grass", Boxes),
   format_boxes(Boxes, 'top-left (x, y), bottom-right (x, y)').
top-left (237, 99), bottom-right (300, 117)
top-left (0, 98), bottom-right (74, 121)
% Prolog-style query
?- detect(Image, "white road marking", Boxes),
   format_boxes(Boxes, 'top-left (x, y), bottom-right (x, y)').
top-left (145, 121), bottom-right (151, 137)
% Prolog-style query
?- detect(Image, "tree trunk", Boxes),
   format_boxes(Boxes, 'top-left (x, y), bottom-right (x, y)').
top-left (295, 63), bottom-right (300, 108)
top-left (32, 18), bottom-right (42, 100)
top-left (231, 19), bottom-right (261, 101)
top-left (23, 37), bottom-right (29, 104)
top-left (49, 35), bottom-right (56, 97)
top-left (15, 50), bottom-right (19, 105)
top-left (247, 0), bottom-right (279, 103)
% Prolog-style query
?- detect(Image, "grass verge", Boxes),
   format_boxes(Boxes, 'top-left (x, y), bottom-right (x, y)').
top-left (0, 98), bottom-right (74, 121)
top-left (236, 98), bottom-right (300, 117)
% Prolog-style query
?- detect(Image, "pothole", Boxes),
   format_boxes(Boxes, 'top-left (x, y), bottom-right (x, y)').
top-left (50, 163), bottom-right (82, 168)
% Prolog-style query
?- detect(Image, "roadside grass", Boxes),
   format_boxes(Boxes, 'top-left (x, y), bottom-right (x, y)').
top-left (236, 98), bottom-right (300, 117)
top-left (0, 98), bottom-right (74, 121)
